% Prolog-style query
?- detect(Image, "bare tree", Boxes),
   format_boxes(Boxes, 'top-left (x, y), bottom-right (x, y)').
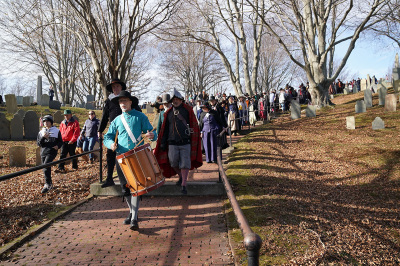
top-left (0, 0), bottom-right (87, 105)
top-left (63, 0), bottom-right (180, 100)
top-left (249, 0), bottom-right (392, 106)
top-left (159, 35), bottom-right (228, 98)
top-left (160, 0), bottom-right (264, 97)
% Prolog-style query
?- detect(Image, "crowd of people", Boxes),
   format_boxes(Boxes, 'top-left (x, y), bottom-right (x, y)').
top-left (37, 109), bottom-right (100, 193)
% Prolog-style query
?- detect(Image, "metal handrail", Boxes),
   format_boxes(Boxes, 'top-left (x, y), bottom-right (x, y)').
top-left (0, 139), bottom-right (103, 182)
top-left (216, 128), bottom-right (262, 265)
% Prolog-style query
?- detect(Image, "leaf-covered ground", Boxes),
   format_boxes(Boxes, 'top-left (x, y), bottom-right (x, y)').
top-left (0, 141), bottom-right (103, 247)
top-left (0, 106), bottom-right (157, 249)
top-left (226, 91), bottom-right (400, 265)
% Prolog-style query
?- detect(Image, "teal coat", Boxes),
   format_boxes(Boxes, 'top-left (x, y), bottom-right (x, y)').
top-left (103, 109), bottom-right (157, 154)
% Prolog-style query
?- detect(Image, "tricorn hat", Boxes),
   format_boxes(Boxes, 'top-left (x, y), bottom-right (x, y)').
top-left (111, 90), bottom-right (139, 107)
top-left (106, 78), bottom-right (127, 93)
top-left (169, 88), bottom-right (184, 103)
top-left (209, 95), bottom-right (216, 101)
top-left (161, 93), bottom-right (171, 104)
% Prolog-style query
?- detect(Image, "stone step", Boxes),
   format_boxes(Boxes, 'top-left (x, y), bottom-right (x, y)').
top-left (90, 180), bottom-right (225, 197)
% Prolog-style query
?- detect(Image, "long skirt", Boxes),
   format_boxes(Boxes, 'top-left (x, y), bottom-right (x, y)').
top-left (228, 112), bottom-right (238, 131)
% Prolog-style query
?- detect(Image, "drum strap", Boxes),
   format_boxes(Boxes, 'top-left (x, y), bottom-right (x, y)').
top-left (120, 113), bottom-right (141, 144)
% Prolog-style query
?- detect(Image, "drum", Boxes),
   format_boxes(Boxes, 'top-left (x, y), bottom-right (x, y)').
top-left (116, 143), bottom-right (165, 196)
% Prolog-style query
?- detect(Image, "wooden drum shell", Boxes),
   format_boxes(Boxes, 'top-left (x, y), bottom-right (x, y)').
top-left (116, 143), bottom-right (164, 196)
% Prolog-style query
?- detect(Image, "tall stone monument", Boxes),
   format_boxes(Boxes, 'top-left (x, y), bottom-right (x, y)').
top-left (393, 53), bottom-right (400, 81)
top-left (37, 75), bottom-right (42, 104)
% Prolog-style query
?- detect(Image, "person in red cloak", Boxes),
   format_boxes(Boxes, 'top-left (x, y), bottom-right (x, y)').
top-left (154, 88), bottom-right (203, 194)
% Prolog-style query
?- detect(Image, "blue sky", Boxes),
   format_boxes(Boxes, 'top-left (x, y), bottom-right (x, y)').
top-left (335, 39), bottom-right (397, 80)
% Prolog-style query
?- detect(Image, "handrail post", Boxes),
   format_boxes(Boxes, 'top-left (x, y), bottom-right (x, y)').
top-left (245, 233), bottom-right (263, 266)
top-left (229, 119), bottom-right (233, 147)
top-left (99, 137), bottom-right (103, 183)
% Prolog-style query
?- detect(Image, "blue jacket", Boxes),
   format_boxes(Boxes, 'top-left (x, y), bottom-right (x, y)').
top-left (81, 117), bottom-right (100, 138)
top-left (103, 109), bottom-right (157, 154)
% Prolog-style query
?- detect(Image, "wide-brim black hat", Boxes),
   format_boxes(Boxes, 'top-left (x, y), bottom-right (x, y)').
top-left (200, 102), bottom-right (211, 109)
top-left (111, 91), bottom-right (139, 107)
top-left (106, 78), bottom-right (127, 93)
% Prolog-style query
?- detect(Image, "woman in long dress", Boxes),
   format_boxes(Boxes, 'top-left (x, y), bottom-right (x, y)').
top-left (227, 96), bottom-right (239, 135)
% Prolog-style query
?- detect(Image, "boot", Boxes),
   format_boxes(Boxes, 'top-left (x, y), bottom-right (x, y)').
top-left (123, 213), bottom-right (132, 225)
top-left (175, 177), bottom-right (182, 186)
top-left (130, 219), bottom-right (139, 231)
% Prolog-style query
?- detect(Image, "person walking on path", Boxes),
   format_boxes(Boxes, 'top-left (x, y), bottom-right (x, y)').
top-left (80, 111), bottom-right (100, 164)
top-left (227, 96), bottom-right (239, 136)
top-left (154, 88), bottom-right (203, 195)
top-left (98, 78), bottom-right (141, 188)
top-left (199, 102), bottom-right (223, 163)
top-left (55, 109), bottom-right (80, 173)
top-left (156, 94), bottom-right (171, 135)
top-left (37, 115), bottom-right (63, 193)
top-left (103, 90), bottom-right (156, 231)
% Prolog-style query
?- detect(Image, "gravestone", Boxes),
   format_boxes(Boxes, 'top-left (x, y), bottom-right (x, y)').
top-left (343, 87), bottom-right (350, 95)
top-left (86, 95), bottom-right (95, 110)
top-left (9, 146), bottom-right (26, 167)
top-left (16, 96), bottom-right (23, 106)
top-left (355, 100), bottom-right (366, 113)
top-left (22, 96), bottom-right (31, 107)
top-left (366, 74), bottom-right (371, 89)
top-left (40, 94), bottom-right (50, 106)
top-left (92, 142), bottom-right (100, 160)
top-left (17, 109), bottom-right (26, 118)
top-left (364, 89), bottom-right (372, 108)
top-left (384, 94), bottom-right (397, 112)
top-left (393, 80), bottom-right (400, 93)
top-left (330, 95), bottom-right (334, 99)
top-left (146, 105), bottom-right (154, 114)
top-left (360, 79), bottom-right (367, 91)
top-left (10, 114), bottom-right (24, 140)
top-left (23, 110), bottom-right (39, 139)
top-left (29, 96), bottom-right (34, 104)
top-left (346, 116), bottom-right (355, 130)
top-left (37, 75), bottom-right (42, 104)
top-left (0, 113), bottom-right (10, 140)
top-left (36, 146), bottom-right (42, 166)
top-left (5, 94), bottom-right (18, 114)
top-left (53, 110), bottom-right (64, 123)
top-left (290, 100), bottom-right (301, 119)
top-left (49, 100), bottom-right (61, 110)
top-left (372, 117), bottom-right (385, 130)
top-left (378, 86), bottom-right (387, 106)
top-left (305, 105), bottom-right (316, 117)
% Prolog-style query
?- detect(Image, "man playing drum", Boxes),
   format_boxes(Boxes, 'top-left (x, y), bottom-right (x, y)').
top-left (103, 90), bottom-right (156, 231)
top-left (154, 88), bottom-right (202, 195)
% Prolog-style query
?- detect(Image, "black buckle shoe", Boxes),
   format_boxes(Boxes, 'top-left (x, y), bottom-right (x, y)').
top-left (130, 220), bottom-right (139, 231)
top-left (123, 213), bottom-right (132, 225)
top-left (181, 186), bottom-right (187, 195)
top-left (101, 179), bottom-right (115, 188)
top-left (175, 177), bottom-right (182, 186)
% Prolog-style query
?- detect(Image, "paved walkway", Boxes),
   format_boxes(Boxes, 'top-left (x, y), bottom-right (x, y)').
top-left (3, 133), bottom-right (249, 265)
